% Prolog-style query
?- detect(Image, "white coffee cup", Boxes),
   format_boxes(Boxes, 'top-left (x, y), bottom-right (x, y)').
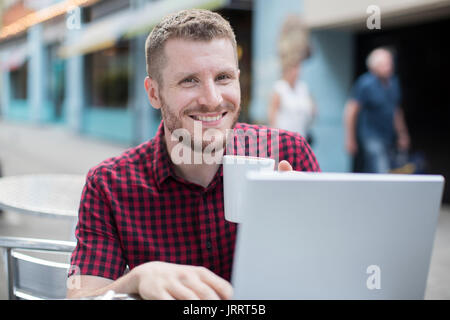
top-left (223, 155), bottom-right (275, 223)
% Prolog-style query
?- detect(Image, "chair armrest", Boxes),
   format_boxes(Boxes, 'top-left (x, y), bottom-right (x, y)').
top-left (0, 237), bottom-right (76, 252)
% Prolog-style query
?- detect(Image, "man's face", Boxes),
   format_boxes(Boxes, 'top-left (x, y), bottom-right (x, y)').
top-left (374, 51), bottom-right (393, 79)
top-left (154, 38), bottom-right (241, 151)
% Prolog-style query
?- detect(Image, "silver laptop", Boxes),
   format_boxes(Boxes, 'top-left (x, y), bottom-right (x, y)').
top-left (231, 172), bottom-right (445, 299)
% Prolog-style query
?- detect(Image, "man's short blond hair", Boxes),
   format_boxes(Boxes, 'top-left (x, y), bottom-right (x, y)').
top-left (145, 9), bottom-right (237, 87)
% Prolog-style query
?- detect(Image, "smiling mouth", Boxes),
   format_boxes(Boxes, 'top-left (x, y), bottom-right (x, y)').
top-left (189, 112), bottom-right (227, 122)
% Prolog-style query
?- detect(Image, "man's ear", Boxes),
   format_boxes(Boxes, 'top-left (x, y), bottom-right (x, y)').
top-left (144, 76), bottom-right (162, 110)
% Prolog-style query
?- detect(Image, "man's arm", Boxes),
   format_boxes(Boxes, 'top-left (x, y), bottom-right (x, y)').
top-left (344, 99), bottom-right (360, 155)
top-left (67, 261), bottom-right (233, 300)
top-left (394, 107), bottom-right (410, 151)
top-left (70, 171), bottom-right (233, 300)
top-left (67, 275), bottom-right (117, 298)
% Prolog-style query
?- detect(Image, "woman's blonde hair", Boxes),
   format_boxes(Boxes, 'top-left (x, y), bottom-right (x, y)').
top-left (278, 14), bottom-right (310, 73)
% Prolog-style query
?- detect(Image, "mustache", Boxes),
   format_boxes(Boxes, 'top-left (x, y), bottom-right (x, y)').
top-left (182, 103), bottom-right (236, 116)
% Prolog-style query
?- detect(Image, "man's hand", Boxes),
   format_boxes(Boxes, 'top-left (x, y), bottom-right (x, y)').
top-left (343, 100), bottom-right (360, 156)
top-left (134, 261), bottom-right (233, 300)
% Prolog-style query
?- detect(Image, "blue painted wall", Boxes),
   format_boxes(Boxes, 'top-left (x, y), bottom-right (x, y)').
top-left (6, 100), bottom-right (30, 121)
top-left (302, 30), bottom-right (354, 172)
top-left (250, 0), bottom-right (302, 123)
top-left (0, 61), bottom-right (11, 117)
top-left (82, 107), bottom-right (135, 145)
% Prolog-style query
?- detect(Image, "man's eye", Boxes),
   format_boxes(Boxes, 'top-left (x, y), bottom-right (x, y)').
top-left (181, 78), bottom-right (197, 85)
top-left (217, 74), bottom-right (231, 81)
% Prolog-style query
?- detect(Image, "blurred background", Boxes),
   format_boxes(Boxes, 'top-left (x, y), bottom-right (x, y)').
top-left (0, 0), bottom-right (449, 299)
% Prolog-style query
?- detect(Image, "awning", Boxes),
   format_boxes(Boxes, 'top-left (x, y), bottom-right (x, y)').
top-left (123, 0), bottom-right (228, 39)
top-left (58, 10), bottom-right (131, 58)
top-left (58, 0), bottom-right (228, 58)
top-left (0, 43), bottom-right (29, 71)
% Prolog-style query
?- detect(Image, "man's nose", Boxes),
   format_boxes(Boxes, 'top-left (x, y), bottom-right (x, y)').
top-left (198, 80), bottom-right (223, 108)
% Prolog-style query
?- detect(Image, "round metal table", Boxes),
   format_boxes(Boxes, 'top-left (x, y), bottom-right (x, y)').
top-left (0, 174), bottom-right (86, 241)
top-left (0, 174), bottom-right (85, 219)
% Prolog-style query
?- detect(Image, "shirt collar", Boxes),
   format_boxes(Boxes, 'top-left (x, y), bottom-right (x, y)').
top-left (153, 121), bottom-right (175, 188)
top-left (153, 122), bottom-right (255, 190)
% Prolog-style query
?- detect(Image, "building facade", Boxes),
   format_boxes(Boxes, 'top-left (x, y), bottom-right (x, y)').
top-left (1, 0), bottom-right (450, 203)
top-left (0, 0), bottom-right (252, 145)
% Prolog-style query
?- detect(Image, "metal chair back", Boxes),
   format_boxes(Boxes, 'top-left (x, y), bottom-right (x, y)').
top-left (0, 237), bottom-right (76, 300)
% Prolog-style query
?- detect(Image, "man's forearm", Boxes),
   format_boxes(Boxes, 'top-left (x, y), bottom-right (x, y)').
top-left (394, 108), bottom-right (410, 150)
top-left (394, 108), bottom-right (409, 136)
top-left (344, 101), bottom-right (359, 141)
top-left (67, 269), bottom-right (140, 299)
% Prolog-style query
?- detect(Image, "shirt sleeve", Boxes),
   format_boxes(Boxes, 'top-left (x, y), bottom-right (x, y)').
top-left (279, 131), bottom-right (321, 172)
top-left (349, 76), bottom-right (366, 106)
top-left (69, 169), bottom-right (127, 280)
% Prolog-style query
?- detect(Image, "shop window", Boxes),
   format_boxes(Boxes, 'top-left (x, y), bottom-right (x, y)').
top-left (10, 61), bottom-right (28, 100)
top-left (85, 40), bottom-right (132, 108)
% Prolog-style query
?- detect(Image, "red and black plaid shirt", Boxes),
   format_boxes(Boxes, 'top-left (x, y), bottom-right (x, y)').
top-left (70, 122), bottom-right (320, 281)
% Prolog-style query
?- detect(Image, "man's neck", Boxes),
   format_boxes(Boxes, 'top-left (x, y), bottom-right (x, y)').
top-left (164, 128), bottom-right (221, 188)
top-left (173, 161), bottom-right (221, 188)
top-left (371, 71), bottom-right (391, 86)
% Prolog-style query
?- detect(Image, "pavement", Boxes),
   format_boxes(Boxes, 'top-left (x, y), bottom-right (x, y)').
top-left (0, 119), bottom-right (129, 299)
top-left (0, 119), bottom-right (449, 299)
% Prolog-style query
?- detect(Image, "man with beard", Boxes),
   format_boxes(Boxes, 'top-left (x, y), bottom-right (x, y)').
top-left (67, 9), bottom-right (320, 300)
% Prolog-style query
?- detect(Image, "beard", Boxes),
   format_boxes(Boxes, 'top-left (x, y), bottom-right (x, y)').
top-left (160, 94), bottom-right (240, 153)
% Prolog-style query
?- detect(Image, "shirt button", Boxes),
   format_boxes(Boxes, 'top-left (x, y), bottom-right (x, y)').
top-left (206, 241), bottom-right (212, 250)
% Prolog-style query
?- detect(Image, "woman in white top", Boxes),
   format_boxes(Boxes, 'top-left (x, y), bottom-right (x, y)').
top-left (268, 61), bottom-right (317, 144)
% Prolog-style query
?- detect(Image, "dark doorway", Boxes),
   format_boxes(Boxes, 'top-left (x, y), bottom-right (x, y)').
top-left (218, 5), bottom-right (253, 123)
top-left (354, 17), bottom-right (450, 203)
